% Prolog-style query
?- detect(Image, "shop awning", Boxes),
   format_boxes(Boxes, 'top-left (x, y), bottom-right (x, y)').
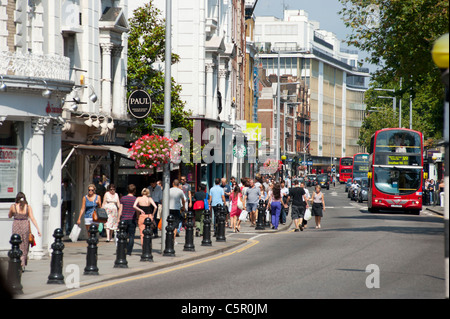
top-left (62, 144), bottom-right (133, 169)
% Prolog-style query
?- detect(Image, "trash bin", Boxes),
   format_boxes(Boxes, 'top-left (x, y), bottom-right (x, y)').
top-left (440, 192), bottom-right (445, 207)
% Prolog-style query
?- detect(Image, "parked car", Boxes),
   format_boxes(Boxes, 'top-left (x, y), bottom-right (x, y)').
top-left (357, 178), bottom-right (369, 203)
top-left (316, 174), bottom-right (330, 190)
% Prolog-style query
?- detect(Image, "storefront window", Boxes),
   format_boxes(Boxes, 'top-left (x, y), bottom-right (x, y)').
top-left (0, 121), bottom-right (21, 201)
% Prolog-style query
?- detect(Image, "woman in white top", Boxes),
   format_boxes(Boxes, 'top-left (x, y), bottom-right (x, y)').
top-left (103, 184), bottom-right (120, 242)
top-left (310, 185), bottom-right (326, 229)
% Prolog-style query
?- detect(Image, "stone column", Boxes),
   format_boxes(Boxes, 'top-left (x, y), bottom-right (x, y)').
top-left (218, 68), bottom-right (228, 122)
top-left (101, 43), bottom-right (114, 114)
top-left (206, 62), bottom-right (215, 119)
top-left (46, 121), bottom-right (63, 249)
top-left (29, 117), bottom-right (50, 259)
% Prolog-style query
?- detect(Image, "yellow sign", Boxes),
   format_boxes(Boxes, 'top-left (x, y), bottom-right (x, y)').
top-left (388, 155), bottom-right (409, 165)
top-left (244, 123), bottom-right (262, 142)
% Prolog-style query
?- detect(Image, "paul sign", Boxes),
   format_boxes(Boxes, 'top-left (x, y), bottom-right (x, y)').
top-left (128, 90), bottom-right (152, 118)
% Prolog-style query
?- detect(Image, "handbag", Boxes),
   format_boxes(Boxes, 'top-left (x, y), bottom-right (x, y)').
top-left (204, 193), bottom-right (209, 210)
top-left (93, 207), bottom-right (108, 223)
top-left (237, 194), bottom-right (244, 210)
top-left (193, 200), bottom-right (205, 210)
top-left (304, 207), bottom-right (312, 221)
top-left (29, 223), bottom-right (36, 247)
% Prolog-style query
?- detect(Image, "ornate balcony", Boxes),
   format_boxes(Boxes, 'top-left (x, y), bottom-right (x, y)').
top-left (0, 51), bottom-right (71, 81)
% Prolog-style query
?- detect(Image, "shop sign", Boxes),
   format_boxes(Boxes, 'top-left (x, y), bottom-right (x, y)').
top-left (128, 90), bottom-right (152, 118)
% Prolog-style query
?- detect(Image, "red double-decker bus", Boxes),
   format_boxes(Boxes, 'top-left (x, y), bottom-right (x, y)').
top-left (339, 157), bottom-right (353, 183)
top-left (352, 153), bottom-right (369, 179)
top-left (367, 128), bottom-right (424, 214)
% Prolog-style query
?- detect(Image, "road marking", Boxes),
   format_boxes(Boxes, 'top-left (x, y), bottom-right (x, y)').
top-left (53, 237), bottom-right (261, 299)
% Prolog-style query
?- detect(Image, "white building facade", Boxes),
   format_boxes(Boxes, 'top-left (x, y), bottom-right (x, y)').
top-left (0, 0), bottom-right (130, 256)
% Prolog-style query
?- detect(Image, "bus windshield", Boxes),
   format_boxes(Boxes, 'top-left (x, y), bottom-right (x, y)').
top-left (373, 167), bottom-right (422, 195)
top-left (375, 130), bottom-right (421, 154)
top-left (340, 158), bottom-right (353, 166)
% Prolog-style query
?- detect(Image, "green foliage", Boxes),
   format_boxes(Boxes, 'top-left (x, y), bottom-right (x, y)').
top-left (338, 0), bottom-right (448, 147)
top-left (127, 1), bottom-right (192, 137)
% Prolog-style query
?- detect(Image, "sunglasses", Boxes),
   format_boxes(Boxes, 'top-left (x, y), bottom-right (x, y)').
top-left (88, 189), bottom-right (95, 192)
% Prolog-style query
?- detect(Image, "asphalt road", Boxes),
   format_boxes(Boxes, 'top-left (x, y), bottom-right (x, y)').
top-left (55, 183), bottom-right (445, 300)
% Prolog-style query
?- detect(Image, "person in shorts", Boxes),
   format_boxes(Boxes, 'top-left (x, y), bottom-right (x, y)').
top-left (169, 179), bottom-right (186, 244)
top-left (287, 180), bottom-right (308, 232)
top-left (244, 179), bottom-right (261, 226)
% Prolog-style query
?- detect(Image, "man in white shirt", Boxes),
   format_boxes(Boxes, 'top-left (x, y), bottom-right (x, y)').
top-left (169, 179), bottom-right (185, 244)
top-left (300, 182), bottom-right (310, 228)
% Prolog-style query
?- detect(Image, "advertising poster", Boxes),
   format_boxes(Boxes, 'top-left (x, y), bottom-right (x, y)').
top-left (0, 146), bottom-right (19, 199)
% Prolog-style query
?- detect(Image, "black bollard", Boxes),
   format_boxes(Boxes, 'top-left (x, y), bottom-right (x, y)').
top-left (84, 224), bottom-right (99, 275)
top-left (255, 200), bottom-right (266, 230)
top-left (141, 217), bottom-right (154, 262)
top-left (7, 234), bottom-right (23, 295)
top-left (47, 228), bottom-right (65, 284)
top-left (163, 214), bottom-right (176, 256)
top-left (184, 211), bottom-right (195, 251)
top-left (216, 204), bottom-right (226, 242)
top-left (114, 220), bottom-right (128, 268)
top-left (201, 210), bottom-right (212, 246)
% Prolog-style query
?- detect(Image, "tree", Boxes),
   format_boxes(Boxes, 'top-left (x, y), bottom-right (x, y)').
top-left (338, 0), bottom-right (448, 144)
top-left (127, 1), bottom-right (192, 136)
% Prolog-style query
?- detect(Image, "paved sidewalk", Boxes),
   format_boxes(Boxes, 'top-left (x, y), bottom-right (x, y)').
top-left (1, 212), bottom-right (292, 299)
top-left (425, 205), bottom-right (445, 216)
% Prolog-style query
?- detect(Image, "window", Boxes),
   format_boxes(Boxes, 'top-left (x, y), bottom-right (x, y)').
top-left (0, 121), bottom-right (21, 201)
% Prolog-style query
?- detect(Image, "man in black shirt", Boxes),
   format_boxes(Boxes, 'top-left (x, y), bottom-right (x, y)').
top-left (287, 179), bottom-right (309, 232)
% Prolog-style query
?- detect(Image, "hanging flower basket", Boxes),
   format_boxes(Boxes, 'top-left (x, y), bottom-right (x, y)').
top-left (262, 158), bottom-right (282, 172)
top-left (129, 134), bottom-right (179, 169)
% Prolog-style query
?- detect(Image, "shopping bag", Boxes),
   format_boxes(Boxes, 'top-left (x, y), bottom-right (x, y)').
top-left (265, 209), bottom-right (270, 221)
top-left (239, 210), bottom-right (248, 221)
top-left (69, 224), bottom-right (81, 242)
top-left (304, 208), bottom-right (312, 221)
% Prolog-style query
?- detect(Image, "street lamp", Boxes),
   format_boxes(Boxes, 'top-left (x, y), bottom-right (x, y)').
top-left (431, 32), bottom-right (449, 299)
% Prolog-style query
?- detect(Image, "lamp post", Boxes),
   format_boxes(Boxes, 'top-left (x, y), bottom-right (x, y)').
top-left (431, 32), bottom-right (449, 299)
top-left (374, 88), bottom-right (397, 125)
top-left (161, 0), bottom-right (172, 253)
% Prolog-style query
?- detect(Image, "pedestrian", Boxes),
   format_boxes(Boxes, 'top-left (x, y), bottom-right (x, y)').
top-left (230, 185), bottom-right (243, 232)
top-left (192, 183), bottom-right (208, 236)
top-left (77, 184), bottom-right (102, 233)
top-left (61, 178), bottom-right (73, 235)
top-left (118, 184), bottom-right (137, 255)
top-left (8, 192), bottom-right (41, 271)
top-left (221, 178), bottom-right (231, 228)
top-left (310, 185), bottom-right (326, 229)
top-left (103, 184), bottom-right (120, 242)
top-left (134, 188), bottom-right (157, 245)
top-left (169, 179), bottom-right (186, 245)
top-left (148, 178), bottom-right (163, 238)
top-left (300, 181), bottom-right (310, 229)
top-left (287, 180), bottom-right (308, 232)
top-left (438, 179), bottom-right (445, 206)
top-left (280, 180), bottom-right (289, 225)
top-left (428, 179), bottom-right (436, 205)
top-left (209, 178), bottom-right (226, 235)
top-left (268, 183), bottom-right (282, 230)
top-left (180, 176), bottom-right (192, 212)
top-left (244, 179), bottom-right (260, 226)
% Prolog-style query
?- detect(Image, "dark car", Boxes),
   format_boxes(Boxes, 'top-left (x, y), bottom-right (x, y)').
top-left (357, 178), bottom-right (369, 203)
top-left (307, 174), bottom-right (317, 187)
top-left (316, 174), bottom-right (330, 190)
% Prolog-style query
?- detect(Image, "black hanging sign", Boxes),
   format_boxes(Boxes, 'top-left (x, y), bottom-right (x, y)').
top-left (127, 90), bottom-right (152, 118)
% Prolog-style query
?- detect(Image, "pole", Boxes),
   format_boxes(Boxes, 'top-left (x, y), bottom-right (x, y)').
top-left (444, 86), bottom-right (449, 299)
top-left (276, 52), bottom-right (281, 179)
top-left (162, 0), bottom-right (172, 253)
top-left (409, 94), bottom-right (413, 130)
top-left (399, 78), bottom-right (402, 128)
